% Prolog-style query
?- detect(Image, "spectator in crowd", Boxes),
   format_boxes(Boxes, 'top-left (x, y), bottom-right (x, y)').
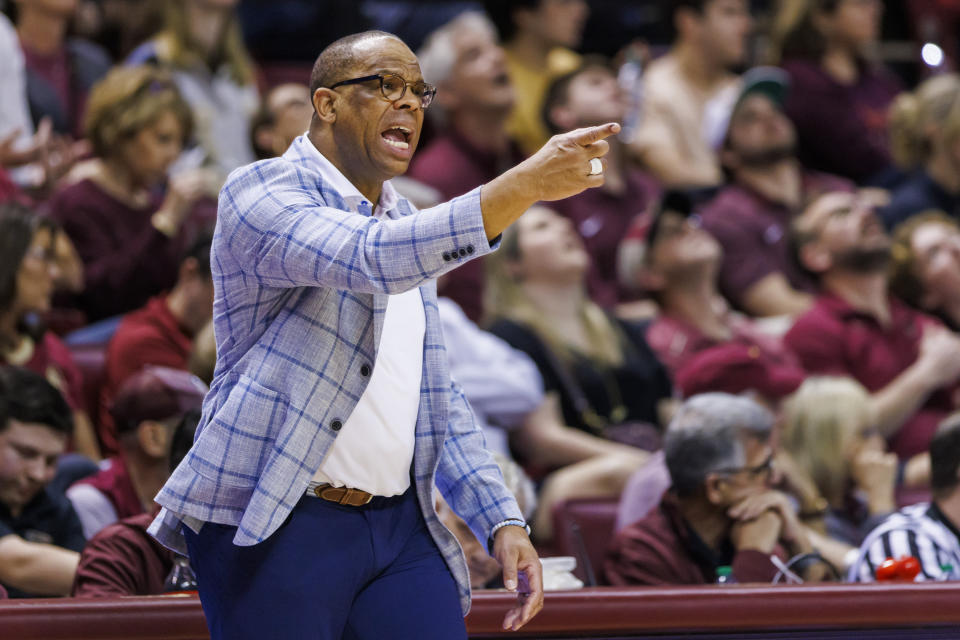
top-left (67, 367), bottom-right (206, 540)
top-left (620, 190), bottom-right (802, 377)
top-left (0, 203), bottom-right (98, 460)
top-left (606, 393), bottom-right (818, 585)
top-left (249, 82), bottom-right (313, 161)
top-left (628, 0), bottom-right (751, 189)
top-left (543, 57), bottom-right (660, 308)
top-left (769, 0), bottom-right (900, 184)
top-left (781, 376), bottom-right (897, 545)
top-left (127, 0), bottom-right (259, 176)
top-left (440, 294), bottom-right (647, 541)
top-left (408, 11), bottom-right (524, 321)
top-left (785, 190), bottom-right (960, 467)
top-left (0, 366), bottom-right (84, 597)
top-left (12, 0), bottom-right (111, 138)
top-left (889, 212), bottom-right (960, 332)
top-left (614, 341), bottom-right (805, 533)
top-left (96, 236), bottom-right (213, 457)
top-left (486, 205), bottom-right (673, 448)
top-left (483, 0), bottom-right (588, 156)
top-left (71, 408), bottom-right (200, 597)
top-left (848, 412), bottom-right (960, 582)
top-left (699, 67), bottom-right (853, 317)
top-left (46, 64), bottom-right (215, 323)
top-left (882, 74), bottom-right (960, 229)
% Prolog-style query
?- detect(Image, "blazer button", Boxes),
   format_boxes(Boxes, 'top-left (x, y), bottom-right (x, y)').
top-left (331, 420), bottom-right (343, 431)
top-left (458, 247), bottom-right (467, 257)
top-left (442, 252), bottom-right (452, 261)
top-left (360, 364), bottom-right (371, 377)
top-left (466, 245), bottom-right (474, 254)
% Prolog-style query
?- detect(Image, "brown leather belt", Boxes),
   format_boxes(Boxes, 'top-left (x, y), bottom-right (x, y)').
top-left (310, 483), bottom-right (374, 506)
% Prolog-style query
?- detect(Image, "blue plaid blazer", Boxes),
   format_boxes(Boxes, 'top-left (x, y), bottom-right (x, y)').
top-left (148, 135), bottom-right (523, 614)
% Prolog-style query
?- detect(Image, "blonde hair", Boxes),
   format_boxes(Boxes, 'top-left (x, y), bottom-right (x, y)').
top-left (84, 65), bottom-right (194, 159)
top-left (157, 0), bottom-right (255, 86)
top-left (889, 209), bottom-right (959, 309)
top-left (888, 74), bottom-right (960, 169)
top-left (484, 208), bottom-right (625, 368)
top-left (781, 376), bottom-right (871, 503)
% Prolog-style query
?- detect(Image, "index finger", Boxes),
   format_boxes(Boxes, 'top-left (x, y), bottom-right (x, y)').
top-left (569, 122), bottom-right (621, 147)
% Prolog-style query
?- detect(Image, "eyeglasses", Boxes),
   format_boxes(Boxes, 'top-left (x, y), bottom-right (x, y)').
top-left (714, 453), bottom-right (775, 479)
top-left (329, 73), bottom-right (437, 109)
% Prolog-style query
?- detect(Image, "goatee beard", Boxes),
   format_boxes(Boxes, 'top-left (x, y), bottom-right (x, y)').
top-left (735, 144), bottom-right (796, 168)
top-left (832, 246), bottom-right (891, 273)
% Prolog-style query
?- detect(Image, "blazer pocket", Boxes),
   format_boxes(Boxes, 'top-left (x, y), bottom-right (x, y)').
top-left (188, 374), bottom-right (289, 487)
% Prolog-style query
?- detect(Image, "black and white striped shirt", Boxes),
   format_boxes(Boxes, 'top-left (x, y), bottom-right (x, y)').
top-left (847, 502), bottom-right (960, 582)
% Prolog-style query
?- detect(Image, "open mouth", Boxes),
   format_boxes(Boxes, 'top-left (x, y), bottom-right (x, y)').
top-left (381, 125), bottom-right (413, 150)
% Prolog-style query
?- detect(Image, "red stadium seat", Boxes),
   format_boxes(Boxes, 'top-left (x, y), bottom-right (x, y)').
top-left (550, 498), bottom-right (619, 586)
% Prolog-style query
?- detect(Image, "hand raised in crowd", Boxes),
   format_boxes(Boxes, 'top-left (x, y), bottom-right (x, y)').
top-left (916, 326), bottom-right (960, 388)
top-left (850, 446), bottom-right (897, 515)
top-left (153, 168), bottom-right (221, 237)
top-left (729, 490), bottom-right (812, 555)
top-left (0, 119), bottom-right (51, 169)
top-left (492, 525), bottom-right (544, 632)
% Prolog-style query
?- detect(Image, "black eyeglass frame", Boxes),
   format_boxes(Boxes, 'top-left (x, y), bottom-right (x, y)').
top-left (328, 73), bottom-right (437, 109)
top-left (713, 453), bottom-right (775, 478)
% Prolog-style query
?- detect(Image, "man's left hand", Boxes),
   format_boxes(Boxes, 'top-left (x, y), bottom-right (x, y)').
top-left (492, 525), bottom-right (543, 631)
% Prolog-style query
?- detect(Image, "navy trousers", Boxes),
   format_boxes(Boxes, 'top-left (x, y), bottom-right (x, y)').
top-left (183, 487), bottom-right (468, 640)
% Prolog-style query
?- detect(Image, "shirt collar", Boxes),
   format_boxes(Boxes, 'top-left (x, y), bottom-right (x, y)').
top-left (298, 133), bottom-right (400, 217)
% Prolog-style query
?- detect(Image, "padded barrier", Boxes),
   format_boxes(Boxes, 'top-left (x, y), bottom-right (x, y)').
top-left (2, 583), bottom-right (960, 639)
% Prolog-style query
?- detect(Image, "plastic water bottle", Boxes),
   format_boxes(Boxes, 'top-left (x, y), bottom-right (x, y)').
top-left (715, 565), bottom-right (737, 585)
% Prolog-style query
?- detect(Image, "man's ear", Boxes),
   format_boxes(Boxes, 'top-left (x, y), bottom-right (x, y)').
top-left (799, 242), bottom-right (831, 274)
top-left (436, 81), bottom-right (461, 112)
top-left (704, 473), bottom-right (726, 506)
top-left (919, 287), bottom-right (943, 312)
top-left (137, 420), bottom-right (171, 459)
top-left (719, 147), bottom-right (739, 173)
top-left (313, 88), bottom-right (337, 124)
top-left (636, 267), bottom-right (665, 294)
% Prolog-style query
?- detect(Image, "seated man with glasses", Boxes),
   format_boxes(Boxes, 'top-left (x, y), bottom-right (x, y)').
top-left (149, 29), bottom-right (620, 640)
top-left (606, 393), bottom-right (819, 585)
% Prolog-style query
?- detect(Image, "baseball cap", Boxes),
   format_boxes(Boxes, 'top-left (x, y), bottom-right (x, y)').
top-left (706, 66), bottom-right (790, 151)
top-left (110, 366), bottom-right (208, 434)
top-left (675, 342), bottom-right (805, 402)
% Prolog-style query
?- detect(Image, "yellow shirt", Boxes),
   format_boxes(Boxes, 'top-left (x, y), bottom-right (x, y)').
top-left (505, 47), bottom-right (581, 156)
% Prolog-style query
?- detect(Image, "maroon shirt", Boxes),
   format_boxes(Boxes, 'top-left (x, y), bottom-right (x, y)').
top-left (98, 295), bottom-right (193, 457)
top-left (699, 171), bottom-right (852, 310)
top-left (46, 178), bottom-right (181, 322)
top-left (605, 493), bottom-right (783, 586)
top-left (646, 312), bottom-right (797, 378)
top-left (784, 294), bottom-right (958, 459)
top-left (72, 512), bottom-right (174, 597)
top-left (781, 59), bottom-right (901, 183)
top-left (407, 127), bottom-right (525, 322)
top-left (71, 456), bottom-right (145, 523)
top-left (552, 169), bottom-right (660, 308)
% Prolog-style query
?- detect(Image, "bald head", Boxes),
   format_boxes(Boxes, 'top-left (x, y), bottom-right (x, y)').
top-left (309, 30), bottom-right (405, 96)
